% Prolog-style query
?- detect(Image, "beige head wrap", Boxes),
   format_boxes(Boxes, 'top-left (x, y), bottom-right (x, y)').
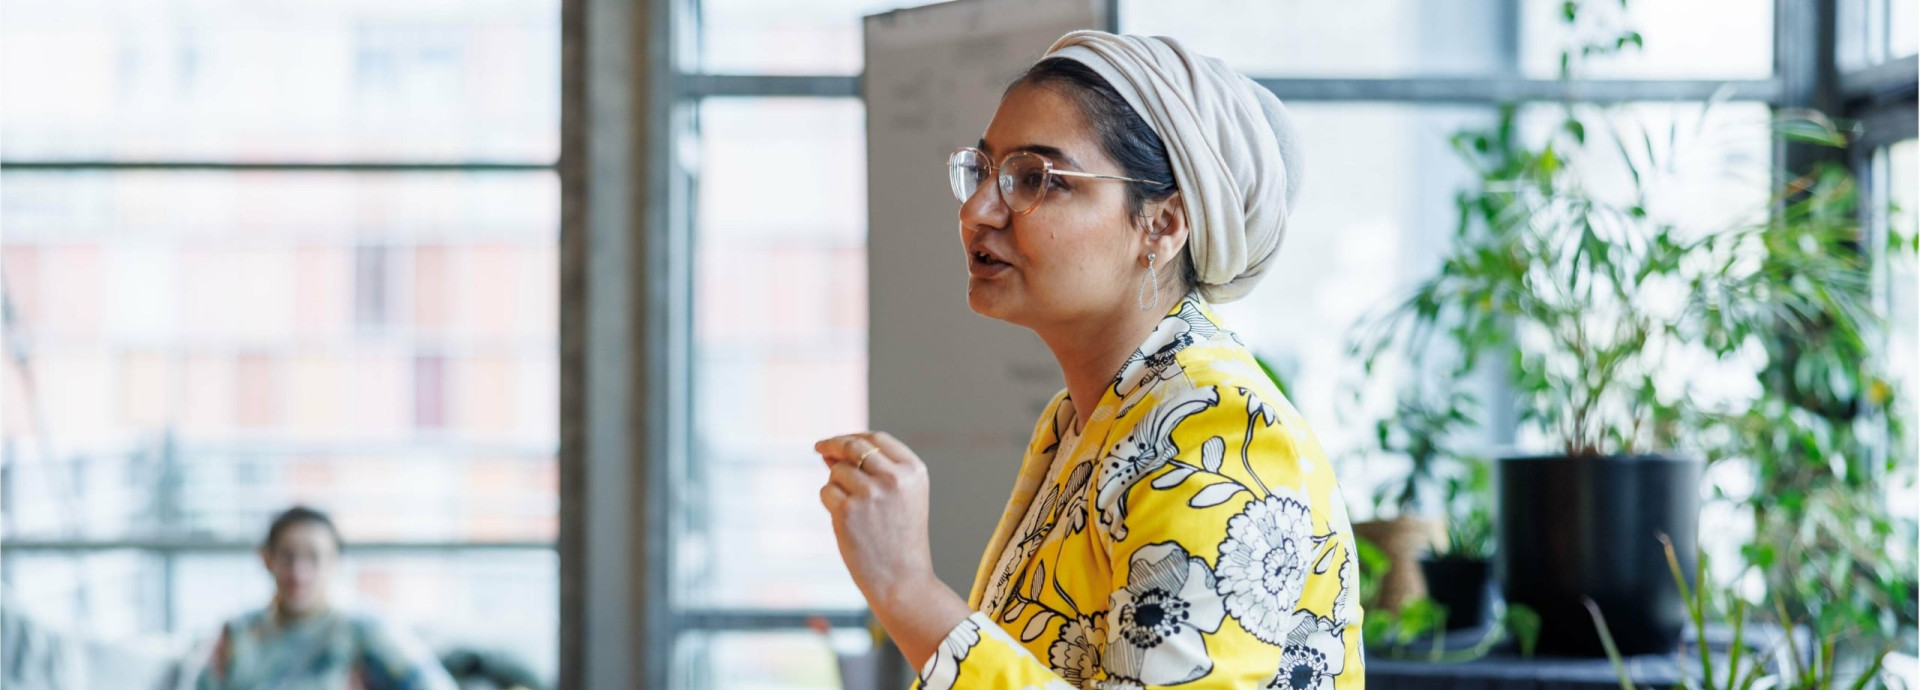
top-left (1042, 31), bottom-right (1304, 303)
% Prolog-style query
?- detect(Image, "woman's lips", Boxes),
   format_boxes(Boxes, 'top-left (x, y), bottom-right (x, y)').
top-left (968, 249), bottom-right (1012, 278)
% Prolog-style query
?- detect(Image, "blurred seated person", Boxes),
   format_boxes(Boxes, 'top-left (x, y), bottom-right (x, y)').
top-left (196, 506), bottom-right (456, 690)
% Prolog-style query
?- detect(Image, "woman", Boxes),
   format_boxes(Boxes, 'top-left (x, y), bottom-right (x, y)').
top-left (816, 31), bottom-right (1363, 690)
top-left (197, 507), bottom-right (456, 690)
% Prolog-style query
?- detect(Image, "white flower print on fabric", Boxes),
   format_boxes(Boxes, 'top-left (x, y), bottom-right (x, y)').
top-left (1112, 301), bottom-right (1222, 416)
top-left (1243, 388), bottom-right (1279, 430)
top-left (1096, 387), bottom-right (1221, 541)
top-left (1264, 614), bottom-right (1347, 690)
top-left (1328, 498), bottom-right (1360, 628)
top-left (1042, 397), bottom-right (1077, 455)
top-left (1048, 614), bottom-right (1106, 688)
top-left (981, 403), bottom-right (1085, 618)
top-left (1058, 460), bottom-right (1094, 536)
top-left (922, 612), bottom-right (1054, 690)
top-left (1214, 487), bottom-right (1318, 645)
top-left (985, 457), bottom-right (1093, 619)
top-left (919, 614), bottom-right (984, 690)
top-left (1333, 540), bottom-right (1358, 628)
top-left (1015, 483), bottom-right (1064, 563)
top-left (1104, 542), bottom-right (1226, 686)
top-left (987, 478), bottom-right (1060, 620)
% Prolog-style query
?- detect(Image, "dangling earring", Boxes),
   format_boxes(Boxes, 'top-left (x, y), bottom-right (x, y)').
top-left (1137, 252), bottom-right (1159, 312)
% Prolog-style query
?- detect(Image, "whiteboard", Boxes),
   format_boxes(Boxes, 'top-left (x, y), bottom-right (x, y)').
top-left (863, 0), bottom-right (1110, 594)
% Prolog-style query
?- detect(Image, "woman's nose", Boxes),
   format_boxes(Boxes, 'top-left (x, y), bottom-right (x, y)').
top-left (958, 176), bottom-right (1009, 235)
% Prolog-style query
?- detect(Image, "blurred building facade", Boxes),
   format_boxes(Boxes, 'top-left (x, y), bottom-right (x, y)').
top-left (1, 0), bottom-right (562, 680)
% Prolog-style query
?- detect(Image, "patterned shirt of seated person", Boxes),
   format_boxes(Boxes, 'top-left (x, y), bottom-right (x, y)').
top-left (197, 607), bottom-right (457, 690)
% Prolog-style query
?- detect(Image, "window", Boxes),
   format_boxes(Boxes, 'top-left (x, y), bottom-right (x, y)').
top-left (1843, 1), bottom-right (1920, 532)
top-left (674, 82), bottom-right (873, 690)
top-left (1842, 0), bottom-right (1920, 70)
top-left (1519, 0), bottom-right (1774, 79)
top-left (696, 0), bottom-right (935, 75)
top-left (685, 97), bottom-right (868, 612)
top-left (1873, 138), bottom-right (1918, 545)
top-left (1119, 0), bottom-right (1510, 78)
top-left (0, 0), bottom-right (561, 681)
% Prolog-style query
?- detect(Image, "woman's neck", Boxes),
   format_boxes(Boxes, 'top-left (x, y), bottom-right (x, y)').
top-left (1034, 300), bottom-right (1168, 434)
top-left (273, 597), bottom-right (329, 622)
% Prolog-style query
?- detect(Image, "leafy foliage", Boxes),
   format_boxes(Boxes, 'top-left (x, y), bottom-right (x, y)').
top-left (1362, 386), bottom-right (1480, 518)
top-left (1347, 0), bottom-right (1915, 652)
top-left (1436, 457), bottom-right (1494, 562)
top-left (1354, 537), bottom-right (1539, 662)
top-left (1588, 536), bottom-right (1903, 690)
top-left (1689, 162), bottom-right (1919, 636)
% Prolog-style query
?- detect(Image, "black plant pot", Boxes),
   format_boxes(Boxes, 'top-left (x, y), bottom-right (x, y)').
top-left (1419, 557), bottom-right (1492, 631)
top-left (1497, 453), bottom-right (1700, 657)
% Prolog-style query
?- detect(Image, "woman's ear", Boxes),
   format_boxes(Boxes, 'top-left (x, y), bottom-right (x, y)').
top-left (1145, 191), bottom-right (1189, 260)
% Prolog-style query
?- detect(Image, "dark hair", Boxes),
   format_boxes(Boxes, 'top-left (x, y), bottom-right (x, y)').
top-left (1011, 58), bottom-right (1198, 290)
top-left (264, 506), bottom-right (342, 551)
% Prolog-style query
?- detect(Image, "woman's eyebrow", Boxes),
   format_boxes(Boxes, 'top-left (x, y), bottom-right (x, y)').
top-left (977, 139), bottom-right (1084, 170)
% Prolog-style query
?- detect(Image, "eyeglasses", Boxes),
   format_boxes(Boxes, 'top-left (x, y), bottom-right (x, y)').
top-left (947, 147), bottom-right (1167, 216)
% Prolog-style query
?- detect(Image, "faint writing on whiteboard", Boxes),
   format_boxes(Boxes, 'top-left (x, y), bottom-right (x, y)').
top-left (901, 429), bottom-right (1031, 455)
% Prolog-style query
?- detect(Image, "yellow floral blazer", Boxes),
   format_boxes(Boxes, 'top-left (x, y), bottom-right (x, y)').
top-left (916, 295), bottom-right (1364, 690)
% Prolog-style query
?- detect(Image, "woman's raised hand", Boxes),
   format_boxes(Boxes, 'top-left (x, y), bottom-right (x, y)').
top-left (814, 431), bottom-right (939, 607)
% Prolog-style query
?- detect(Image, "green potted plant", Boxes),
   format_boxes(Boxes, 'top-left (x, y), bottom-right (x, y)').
top-left (1356, 0), bottom-right (1914, 658)
top-left (1356, 535), bottom-right (1542, 663)
top-left (1358, 100), bottom-right (1910, 656)
top-left (1420, 456), bottom-right (1495, 631)
top-left (1347, 385), bottom-right (1471, 613)
top-left (1353, 88), bottom-right (1717, 653)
